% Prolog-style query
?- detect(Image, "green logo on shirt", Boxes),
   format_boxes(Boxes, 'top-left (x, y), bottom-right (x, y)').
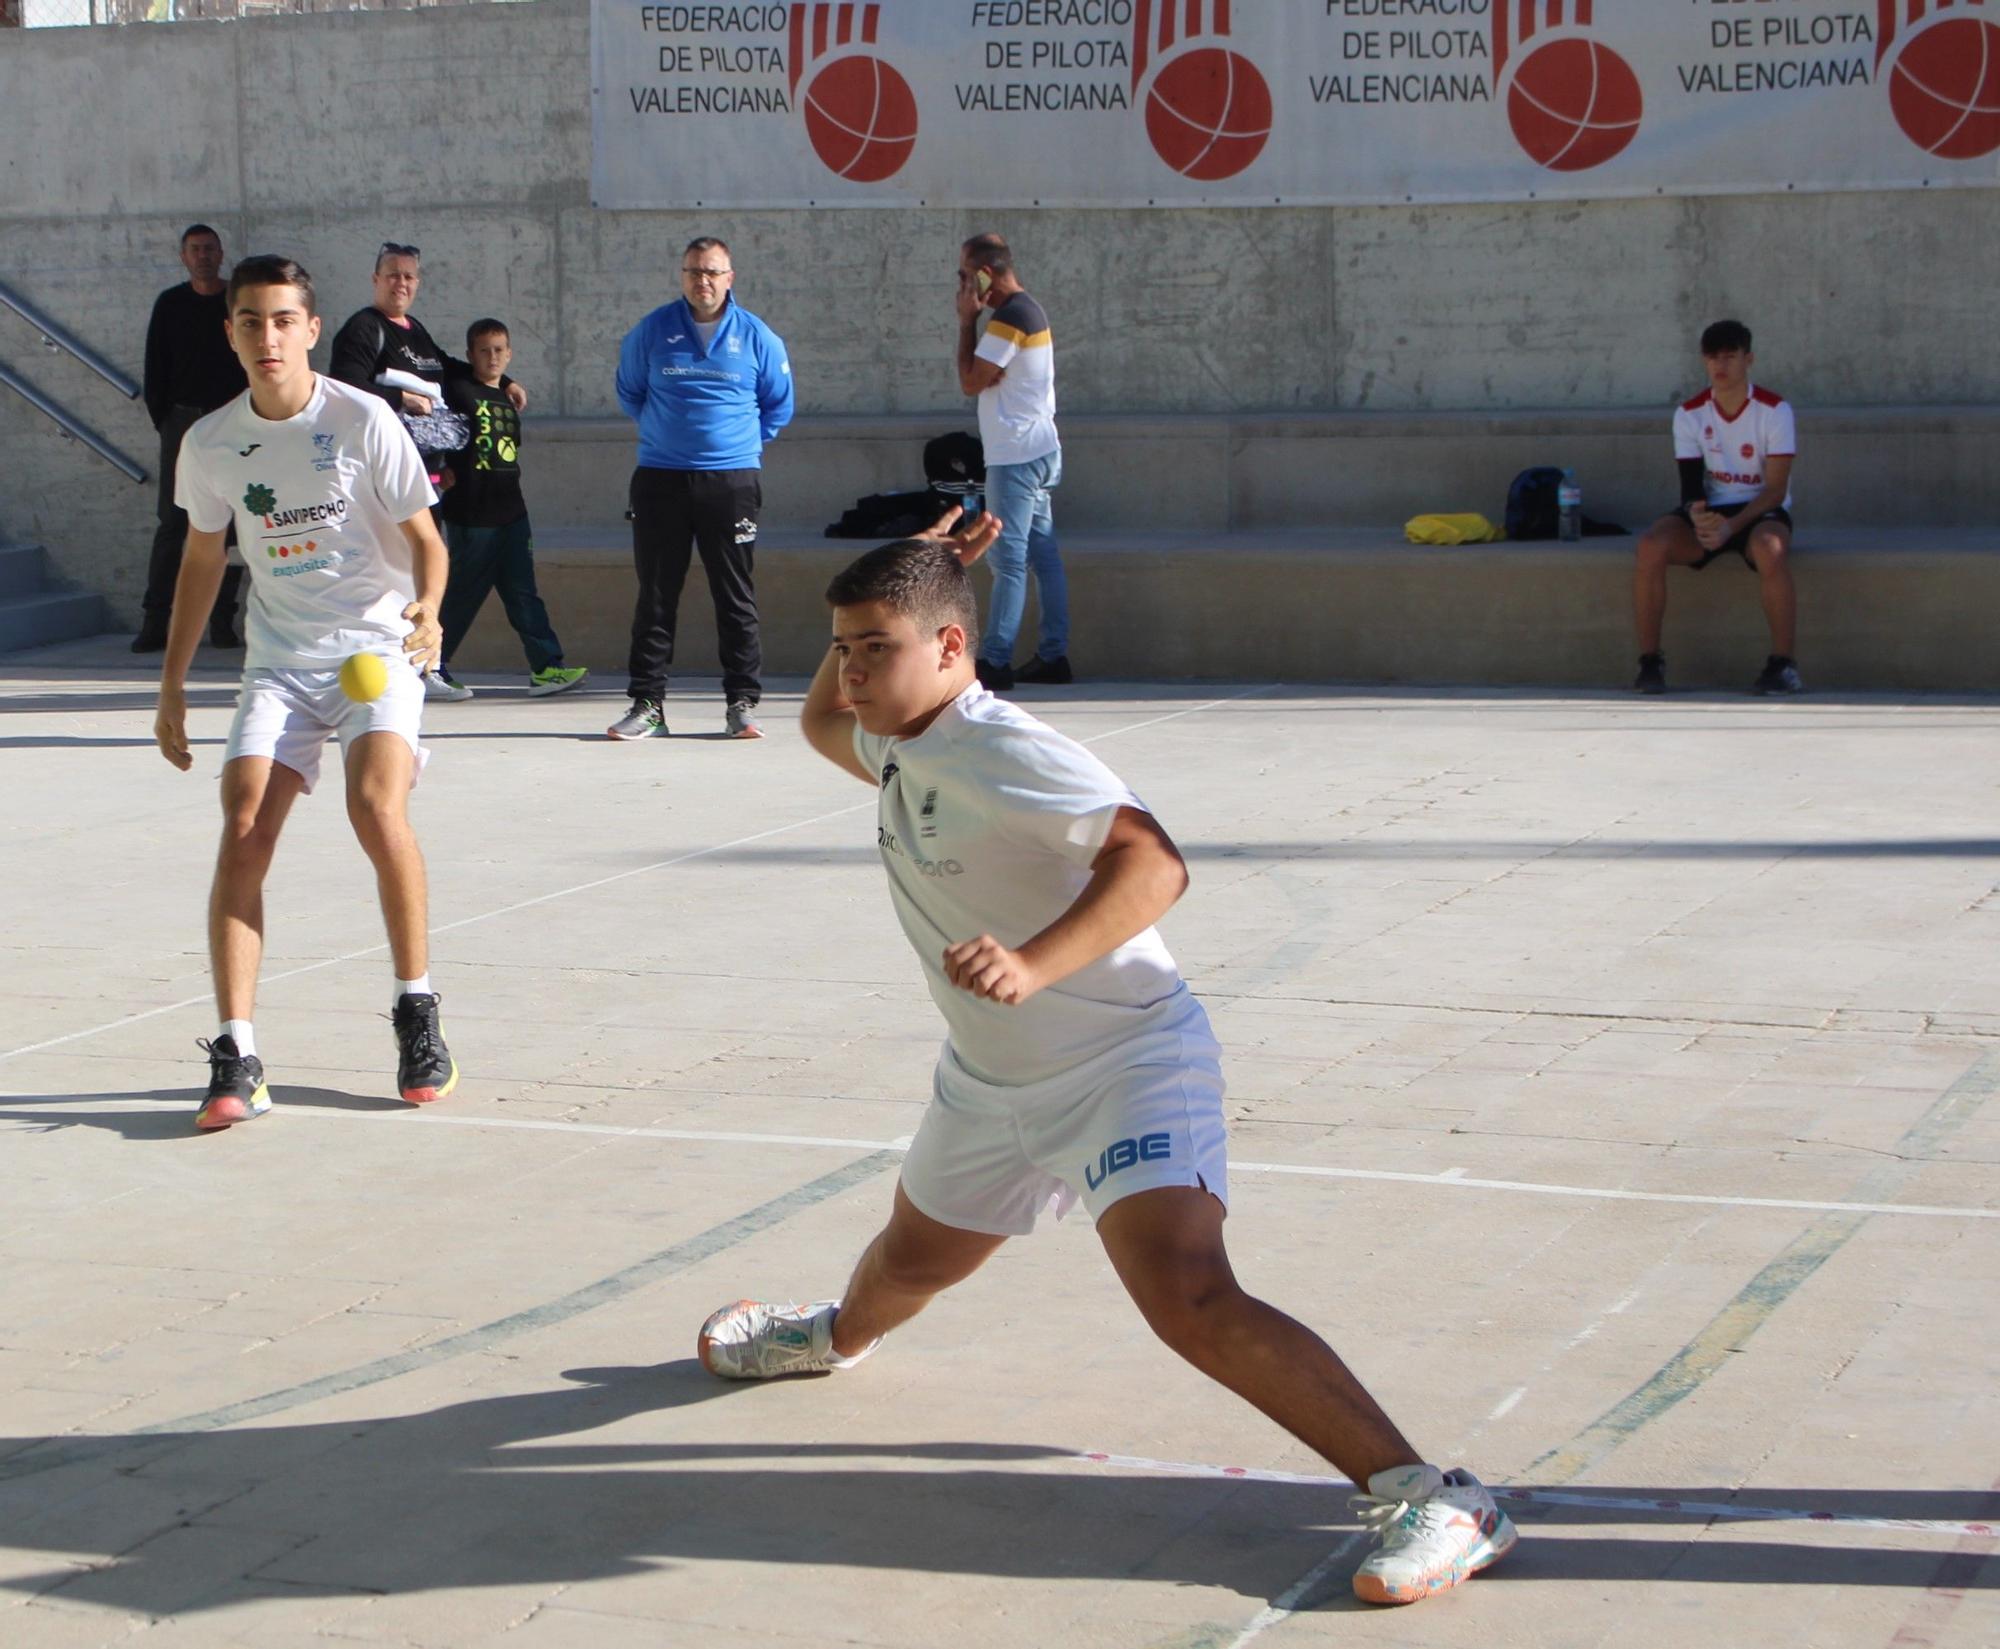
top-left (243, 482), bottom-right (276, 515)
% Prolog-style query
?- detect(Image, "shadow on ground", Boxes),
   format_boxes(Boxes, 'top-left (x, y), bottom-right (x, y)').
top-left (0, 1364), bottom-right (1992, 1617)
top-left (0, 1087), bottom-right (403, 1140)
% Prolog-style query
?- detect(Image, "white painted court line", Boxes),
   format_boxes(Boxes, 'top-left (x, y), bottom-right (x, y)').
top-left (1074, 1452), bottom-right (2000, 1540)
top-left (0, 685), bottom-right (1274, 1070)
top-left (6, 1098), bottom-right (1990, 1222)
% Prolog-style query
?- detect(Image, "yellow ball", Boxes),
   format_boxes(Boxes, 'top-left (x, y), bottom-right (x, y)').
top-left (339, 651), bottom-right (390, 704)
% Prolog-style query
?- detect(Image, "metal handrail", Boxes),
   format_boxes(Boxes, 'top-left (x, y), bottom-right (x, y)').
top-left (0, 279), bottom-right (143, 402)
top-left (0, 360), bottom-right (148, 484)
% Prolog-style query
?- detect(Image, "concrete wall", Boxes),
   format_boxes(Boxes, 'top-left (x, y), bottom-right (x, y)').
top-left (3, 0), bottom-right (1997, 620)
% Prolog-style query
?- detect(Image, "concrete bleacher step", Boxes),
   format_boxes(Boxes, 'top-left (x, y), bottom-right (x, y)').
top-left (0, 541), bottom-right (52, 601)
top-left (449, 525), bottom-right (2000, 693)
top-left (0, 584), bottom-right (109, 654)
top-left (528, 406), bottom-right (2000, 537)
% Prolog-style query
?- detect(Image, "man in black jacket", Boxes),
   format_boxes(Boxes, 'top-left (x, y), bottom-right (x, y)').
top-left (328, 242), bottom-right (525, 437)
top-left (134, 224), bottom-right (247, 653)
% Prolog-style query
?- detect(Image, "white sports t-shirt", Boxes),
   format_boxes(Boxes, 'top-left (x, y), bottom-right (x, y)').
top-left (177, 376), bottom-right (437, 669)
top-left (1673, 385), bottom-right (1796, 509)
top-left (854, 684), bottom-right (1191, 1087)
top-left (973, 291), bottom-right (1059, 468)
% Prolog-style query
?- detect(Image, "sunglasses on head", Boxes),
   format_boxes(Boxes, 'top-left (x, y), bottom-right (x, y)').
top-left (379, 242), bottom-right (420, 259)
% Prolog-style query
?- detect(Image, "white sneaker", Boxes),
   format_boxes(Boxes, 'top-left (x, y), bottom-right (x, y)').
top-left (697, 1299), bottom-right (875, 1379)
top-left (424, 668), bottom-right (474, 702)
top-left (725, 699), bottom-right (763, 739)
top-left (1350, 1464), bottom-right (1517, 1605)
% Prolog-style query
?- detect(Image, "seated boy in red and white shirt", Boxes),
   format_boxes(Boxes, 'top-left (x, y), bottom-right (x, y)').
top-left (1632, 319), bottom-right (1801, 697)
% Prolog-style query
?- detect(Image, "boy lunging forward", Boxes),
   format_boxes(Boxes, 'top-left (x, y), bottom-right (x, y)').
top-left (153, 255), bottom-right (459, 1130)
top-left (697, 514), bottom-right (1515, 1606)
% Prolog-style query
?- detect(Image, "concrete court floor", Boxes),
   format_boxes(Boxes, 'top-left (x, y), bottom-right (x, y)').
top-left (1, 648), bottom-right (1997, 1649)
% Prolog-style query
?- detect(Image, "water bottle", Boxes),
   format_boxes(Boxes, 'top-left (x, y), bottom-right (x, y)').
top-left (1557, 469), bottom-right (1582, 542)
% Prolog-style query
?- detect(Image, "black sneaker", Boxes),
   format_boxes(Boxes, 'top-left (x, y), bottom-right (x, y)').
top-left (1634, 652), bottom-right (1667, 695)
top-left (975, 659), bottom-right (1015, 693)
top-left (195, 1035), bottom-right (271, 1131)
top-left (392, 993), bottom-right (459, 1104)
top-left (130, 624), bottom-right (169, 655)
top-left (207, 623), bottom-right (242, 650)
top-left (1014, 654), bottom-right (1073, 685)
top-left (1751, 655), bottom-right (1803, 695)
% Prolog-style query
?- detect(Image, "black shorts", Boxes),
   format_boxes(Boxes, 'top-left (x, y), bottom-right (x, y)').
top-left (1673, 502), bottom-right (1794, 569)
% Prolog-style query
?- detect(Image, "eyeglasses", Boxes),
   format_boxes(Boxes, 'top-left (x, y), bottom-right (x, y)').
top-left (681, 266), bottom-right (732, 280)
top-left (379, 242), bottom-right (421, 259)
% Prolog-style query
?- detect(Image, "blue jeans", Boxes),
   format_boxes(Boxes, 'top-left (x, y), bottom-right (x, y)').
top-left (978, 447), bottom-right (1067, 667)
top-left (439, 516), bottom-right (565, 673)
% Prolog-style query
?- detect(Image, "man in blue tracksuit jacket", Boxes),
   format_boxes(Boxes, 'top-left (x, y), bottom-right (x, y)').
top-left (608, 236), bottom-right (795, 741)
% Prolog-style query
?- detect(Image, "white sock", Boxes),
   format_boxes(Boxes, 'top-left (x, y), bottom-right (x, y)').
top-left (395, 974), bottom-right (432, 1006)
top-left (221, 1019), bottom-right (257, 1058)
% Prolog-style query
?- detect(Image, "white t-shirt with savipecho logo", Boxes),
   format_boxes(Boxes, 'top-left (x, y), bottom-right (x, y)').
top-left (177, 375), bottom-right (437, 669)
top-left (853, 683), bottom-right (1192, 1087)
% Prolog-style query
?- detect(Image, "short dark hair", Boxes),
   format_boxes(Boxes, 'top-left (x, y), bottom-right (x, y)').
top-left (962, 232), bottom-right (1013, 278)
top-left (825, 539), bottom-right (978, 639)
top-left (466, 317), bottom-right (509, 348)
top-left (1701, 319), bottom-right (1753, 355)
top-left (227, 255), bottom-right (316, 318)
top-left (181, 223), bottom-right (221, 247)
top-left (684, 236), bottom-right (730, 261)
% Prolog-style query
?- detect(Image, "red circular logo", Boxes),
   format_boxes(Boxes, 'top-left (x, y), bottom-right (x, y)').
top-left (1144, 47), bottom-right (1272, 181)
top-left (1889, 18), bottom-right (2000, 161)
top-left (1507, 38), bottom-right (1644, 171)
top-left (803, 56), bottom-right (919, 182)
top-left (1741, 443), bottom-right (1755, 459)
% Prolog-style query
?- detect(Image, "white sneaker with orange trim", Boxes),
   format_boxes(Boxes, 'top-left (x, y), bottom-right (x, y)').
top-left (1350, 1464), bottom-right (1517, 1604)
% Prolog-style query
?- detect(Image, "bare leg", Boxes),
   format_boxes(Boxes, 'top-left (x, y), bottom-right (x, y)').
top-left (1633, 513), bottom-right (1706, 655)
top-left (343, 732), bottom-right (428, 979)
top-left (1097, 1185), bottom-right (1418, 1487)
top-left (829, 1182), bottom-right (1009, 1357)
top-left (1746, 522), bottom-right (1797, 656)
top-left (210, 757), bottom-right (306, 1022)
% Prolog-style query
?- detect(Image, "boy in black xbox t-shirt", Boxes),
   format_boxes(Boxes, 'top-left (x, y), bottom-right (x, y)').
top-left (429, 317), bottom-right (585, 702)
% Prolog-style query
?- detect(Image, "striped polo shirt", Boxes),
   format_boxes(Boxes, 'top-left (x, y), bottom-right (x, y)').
top-left (973, 291), bottom-right (1058, 467)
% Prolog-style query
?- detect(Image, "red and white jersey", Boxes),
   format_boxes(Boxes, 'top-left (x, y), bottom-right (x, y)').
top-left (1672, 384), bottom-right (1796, 508)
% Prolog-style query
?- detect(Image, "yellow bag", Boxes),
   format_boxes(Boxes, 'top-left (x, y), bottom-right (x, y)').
top-left (1403, 513), bottom-right (1507, 545)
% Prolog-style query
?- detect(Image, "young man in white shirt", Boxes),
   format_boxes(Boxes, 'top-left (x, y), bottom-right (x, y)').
top-left (153, 255), bottom-right (459, 1131)
top-left (697, 514), bottom-right (1516, 1607)
top-left (1633, 319), bottom-right (1801, 695)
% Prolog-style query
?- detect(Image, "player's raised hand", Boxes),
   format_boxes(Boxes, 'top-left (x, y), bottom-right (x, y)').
top-left (918, 505), bottom-right (1003, 568)
top-left (401, 601), bottom-right (442, 673)
top-left (154, 686), bottom-right (193, 772)
top-left (943, 934), bottom-right (1040, 1006)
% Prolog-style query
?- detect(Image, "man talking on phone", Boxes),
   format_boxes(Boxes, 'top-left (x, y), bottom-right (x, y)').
top-left (956, 233), bottom-right (1070, 692)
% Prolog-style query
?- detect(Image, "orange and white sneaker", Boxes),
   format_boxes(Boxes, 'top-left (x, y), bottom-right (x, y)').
top-left (696, 1299), bottom-right (876, 1379)
top-left (1350, 1464), bottom-right (1517, 1605)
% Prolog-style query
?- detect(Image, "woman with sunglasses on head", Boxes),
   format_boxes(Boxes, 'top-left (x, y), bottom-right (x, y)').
top-left (329, 241), bottom-right (527, 435)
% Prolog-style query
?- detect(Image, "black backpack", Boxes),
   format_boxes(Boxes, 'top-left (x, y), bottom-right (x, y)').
top-left (923, 430), bottom-right (985, 486)
top-left (1505, 467), bottom-right (1564, 541)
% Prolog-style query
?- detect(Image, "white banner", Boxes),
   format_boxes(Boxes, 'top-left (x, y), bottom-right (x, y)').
top-left (591, 0), bottom-right (2000, 209)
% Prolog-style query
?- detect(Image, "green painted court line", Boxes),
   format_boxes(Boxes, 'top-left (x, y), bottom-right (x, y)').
top-left (1526, 1052), bottom-right (1999, 1485)
top-left (0, 1149), bottom-right (900, 1484)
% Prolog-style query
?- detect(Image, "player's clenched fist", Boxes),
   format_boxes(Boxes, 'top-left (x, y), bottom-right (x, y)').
top-left (942, 934), bottom-right (1041, 1006)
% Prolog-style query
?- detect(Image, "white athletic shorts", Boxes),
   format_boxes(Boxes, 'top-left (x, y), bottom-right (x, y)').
top-left (223, 663), bottom-right (427, 794)
top-left (900, 1000), bottom-right (1230, 1237)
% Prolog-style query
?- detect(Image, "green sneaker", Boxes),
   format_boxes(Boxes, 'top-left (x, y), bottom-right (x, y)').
top-left (528, 665), bottom-right (589, 698)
